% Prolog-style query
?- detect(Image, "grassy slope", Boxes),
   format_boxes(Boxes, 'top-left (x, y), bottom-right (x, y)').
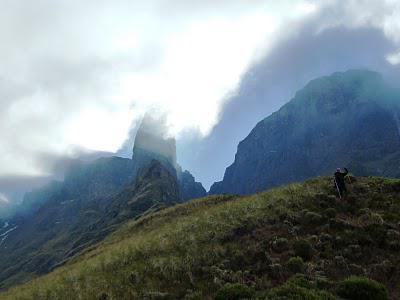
top-left (1, 176), bottom-right (400, 299)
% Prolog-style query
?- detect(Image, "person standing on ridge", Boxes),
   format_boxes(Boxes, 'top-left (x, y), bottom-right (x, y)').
top-left (334, 167), bottom-right (349, 199)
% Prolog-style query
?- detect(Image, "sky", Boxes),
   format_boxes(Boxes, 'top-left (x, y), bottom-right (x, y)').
top-left (0, 0), bottom-right (400, 206)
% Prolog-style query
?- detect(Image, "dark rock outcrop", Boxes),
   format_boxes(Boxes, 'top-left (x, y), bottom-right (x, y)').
top-left (104, 160), bottom-right (181, 227)
top-left (132, 113), bottom-right (206, 200)
top-left (210, 70), bottom-right (400, 195)
top-left (132, 114), bottom-right (177, 177)
top-left (179, 170), bottom-right (207, 201)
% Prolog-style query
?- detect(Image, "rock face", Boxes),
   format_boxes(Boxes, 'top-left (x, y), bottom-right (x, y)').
top-left (210, 70), bottom-right (400, 195)
top-left (132, 114), bottom-right (177, 176)
top-left (132, 114), bottom-right (206, 200)
top-left (103, 160), bottom-right (181, 227)
top-left (179, 170), bottom-right (207, 201)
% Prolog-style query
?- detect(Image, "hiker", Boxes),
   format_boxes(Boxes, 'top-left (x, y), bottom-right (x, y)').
top-left (334, 167), bottom-right (349, 198)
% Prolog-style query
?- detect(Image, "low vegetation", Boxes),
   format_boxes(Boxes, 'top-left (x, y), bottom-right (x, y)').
top-left (1, 176), bottom-right (400, 299)
top-left (337, 276), bottom-right (389, 300)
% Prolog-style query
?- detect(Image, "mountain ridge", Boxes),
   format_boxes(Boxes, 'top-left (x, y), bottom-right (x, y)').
top-left (210, 69), bottom-right (400, 195)
top-left (0, 115), bottom-right (205, 289)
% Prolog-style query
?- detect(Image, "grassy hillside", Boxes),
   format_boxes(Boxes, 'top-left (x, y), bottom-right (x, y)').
top-left (1, 176), bottom-right (400, 299)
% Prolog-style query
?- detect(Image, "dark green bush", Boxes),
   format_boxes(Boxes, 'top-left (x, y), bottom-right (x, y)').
top-left (287, 257), bottom-right (305, 273)
top-left (286, 274), bottom-right (313, 288)
top-left (272, 237), bottom-right (289, 253)
top-left (215, 283), bottom-right (255, 300)
top-left (265, 282), bottom-right (339, 300)
top-left (324, 208), bottom-right (337, 218)
top-left (337, 277), bottom-right (389, 300)
top-left (293, 239), bottom-right (314, 261)
top-left (98, 293), bottom-right (109, 300)
top-left (302, 212), bottom-right (324, 225)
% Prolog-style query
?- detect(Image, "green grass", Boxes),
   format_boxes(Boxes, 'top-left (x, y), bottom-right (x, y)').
top-left (1, 176), bottom-right (400, 299)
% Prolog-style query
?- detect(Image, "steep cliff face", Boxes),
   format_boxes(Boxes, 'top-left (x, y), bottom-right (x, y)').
top-left (210, 70), bottom-right (400, 195)
top-left (132, 114), bottom-right (206, 200)
top-left (103, 160), bottom-right (181, 227)
top-left (179, 170), bottom-right (207, 201)
top-left (132, 114), bottom-right (177, 177)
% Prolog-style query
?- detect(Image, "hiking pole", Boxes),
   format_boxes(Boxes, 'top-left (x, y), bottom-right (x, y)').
top-left (334, 179), bottom-right (342, 200)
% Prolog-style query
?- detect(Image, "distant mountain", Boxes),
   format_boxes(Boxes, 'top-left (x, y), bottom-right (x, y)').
top-left (0, 115), bottom-right (205, 289)
top-left (21, 114), bottom-right (205, 216)
top-left (0, 160), bottom-right (180, 288)
top-left (210, 70), bottom-right (400, 195)
top-left (21, 157), bottom-right (135, 216)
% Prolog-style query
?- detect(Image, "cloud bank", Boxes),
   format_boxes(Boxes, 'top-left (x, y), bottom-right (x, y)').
top-left (177, 0), bottom-right (400, 188)
top-left (1, 0), bottom-right (400, 200)
top-left (0, 0), bottom-right (319, 183)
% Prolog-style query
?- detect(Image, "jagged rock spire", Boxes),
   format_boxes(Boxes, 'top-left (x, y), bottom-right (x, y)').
top-left (132, 113), bottom-right (177, 168)
top-left (132, 113), bottom-right (207, 200)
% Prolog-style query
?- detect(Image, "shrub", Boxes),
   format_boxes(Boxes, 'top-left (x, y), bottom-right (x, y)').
top-left (337, 277), bottom-right (389, 300)
top-left (359, 212), bottom-right (384, 226)
top-left (302, 212), bottom-right (324, 225)
top-left (320, 233), bottom-right (332, 243)
top-left (286, 274), bottom-right (313, 288)
top-left (324, 208), bottom-right (337, 218)
top-left (272, 238), bottom-right (289, 253)
top-left (268, 264), bottom-right (284, 280)
top-left (265, 282), bottom-right (339, 300)
top-left (287, 257), bottom-right (305, 274)
top-left (215, 283), bottom-right (255, 300)
top-left (98, 293), bottom-right (109, 300)
top-left (293, 239), bottom-right (314, 261)
top-left (386, 229), bottom-right (400, 240)
top-left (184, 290), bottom-right (203, 300)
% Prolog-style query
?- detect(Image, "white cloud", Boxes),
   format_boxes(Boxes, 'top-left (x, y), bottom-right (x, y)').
top-left (0, 194), bottom-right (9, 204)
top-left (0, 0), bottom-right (399, 181)
top-left (0, 0), bottom-right (318, 177)
top-left (387, 51), bottom-right (400, 65)
top-left (315, 0), bottom-right (400, 44)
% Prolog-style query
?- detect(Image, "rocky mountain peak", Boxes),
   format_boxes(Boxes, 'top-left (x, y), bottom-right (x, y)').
top-left (132, 114), bottom-right (177, 167)
top-left (210, 70), bottom-right (400, 195)
top-left (292, 69), bottom-right (386, 114)
top-left (131, 113), bottom-right (206, 200)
